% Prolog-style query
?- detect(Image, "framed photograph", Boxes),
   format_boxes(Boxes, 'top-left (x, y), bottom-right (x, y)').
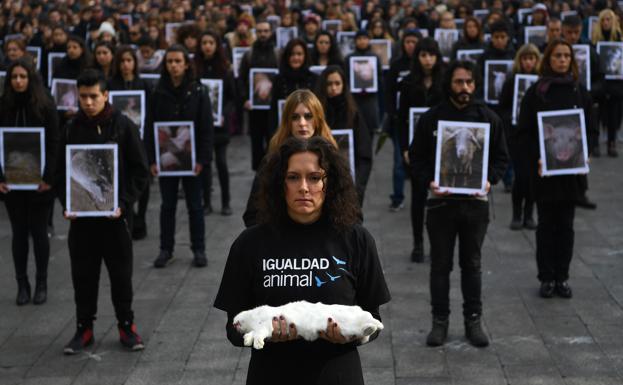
top-left (573, 44), bottom-right (591, 91)
top-left (517, 9), bottom-right (533, 24)
top-left (165, 22), bottom-right (182, 45)
top-left (51, 78), bottom-right (79, 111)
top-left (249, 68), bottom-right (279, 110)
top-left (409, 108), bottom-right (429, 146)
top-left (484, 33), bottom-right (491, 43)
top-left (597, 41), bottom-right (623, 80)
top-left (560, 10), bottom-right (578, 21)
top-left (415, 28), bottom-right (429, 38)
top-left (66, 144), bottom-right (118, 217)
top-left (276, 27), bottom-right (298, 49)
top-left (434, 29), bottom-right (459, 61)
top-left (511, 74), bottom-right (539, 125)
top-left (588, 16), bottom-right (599, 42)
top-left (322, 20), bottom-right (342, 36)
top-left (524, 26), bottom-right (547, 47)
top-left (350, 5), bottom-right (361, 21)
top-left (455, 18), bottom-right (465, 33)
top-left (0, 71), bottom-right (5, 96)
top-left (26, 46), bottom-right (42, 71)
top-left (331, 129), bottom-right (355, 180)
top-left (232, 47), bottom-right (251, 78)
top-left (139, 73), bottom-right (160, 90)
top-left (309, 65), bottom-right (326, 75)
top-left (349, 56), bottom-right (378, 93)
top-left (473, 9), bottom-right (490, 22)
top-left (369, 39), bottom-right (392, 69)
top-left (0, 128), bottom-right (45, 190)
top-left (119, 14), bottom-right (133, 27)
top-left (108, 90), bottom-right (146, 139)
top-left (537, 109), bottom-right (589, 176)
top-left (434, 120), bottom-right (490, 195)
top-left (484, 60), bottom-right (513, 105)
top-left (337, 31), bottom-right (356, 58)
top-left (154, 121), bottom-right (196, 176)
top-left (200, 79), bottom-right (224, 127)
top-left (278, 99), bottom-right (286, 126)
top-left (456, 49), bottom-right (484, 64)
top-left (267, 15), bottom-right (281, 31)
top-left (47, 52), bottom-right (66, 86)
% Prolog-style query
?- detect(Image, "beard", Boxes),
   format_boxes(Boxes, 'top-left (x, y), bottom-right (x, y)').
top-left (450, 90), bottom-right (473, 106)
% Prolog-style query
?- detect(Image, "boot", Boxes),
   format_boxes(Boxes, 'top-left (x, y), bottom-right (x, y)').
top-left (523, 202), bottom-right (537, 230)
top-left (426, 317), bottom-right (449, 347)
top-left (33, 278), bottom-right (47, 305)
top-left (410, 240), bottom-right (425, 263)
top-left (509, 201), bottom-right (522, 230)
top-left (16, 279), bottom-right (31, 306)
top-left (464, 316), bottom-right (489, 347)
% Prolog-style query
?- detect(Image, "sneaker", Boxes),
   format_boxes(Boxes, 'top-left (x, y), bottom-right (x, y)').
top-left (64, 323), bottom-right (94, 355)
top-left (389, 202), bottom-right (404, 212)
top-left (153, 250), bottom-right (174, 268)
top-left (118, 321), bottom-right (144, 351)
top-left (192, 250), bottom-right (208, 267)
top-left (464, 316), bottom-right (489, 347)
top-left (555, 281), bottom-right (573, 298)
top-left (539, 281), bottom-right (556, 298)
top-left (221, 206), bottom-right (233, 216)
top-left (523, 218), bottom-right (537, 230)
top-left (426, 317), bottom-right (449, 347)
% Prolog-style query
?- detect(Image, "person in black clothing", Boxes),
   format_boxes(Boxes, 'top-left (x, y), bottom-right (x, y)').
top-left (0, 58), bottom-right (59, 306)
top-left (54, 35), bottom-right (92, 80)
top-left (194, 30), bottom-right (234, 216)
top-left (57, 69), bottom-right (148, 355)
top-left (451, 16), bottom-right (485, 59)
top-left (238, 21), bottom-right (279, 171)
top-left (411, 60), bottom-right (509, 347)
top-left (398, 37), bottom-right (445, 263)
top-left (477, 20), bottom-right (515, 94)
top-left (316, 65), bottom-right (372, 205)
top-left (215, 136), bottom-right (390, 385)
top-left (516, 39), bottom-right (592, 299)
top-left (92, 40), bottom-right (115, 80)
top-left (146, 45), bottom-right (214, 269)
top-left (310, 31), bottom-right (345, 67)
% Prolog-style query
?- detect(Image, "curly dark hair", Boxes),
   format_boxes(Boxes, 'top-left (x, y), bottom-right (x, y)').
top-left (256, 136), bottom-right (361, 231)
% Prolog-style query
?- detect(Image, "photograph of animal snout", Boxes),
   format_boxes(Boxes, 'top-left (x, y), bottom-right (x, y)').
top-left (484, 60), bottom-right (513, 105)
top-left (537, 109), bottom-right (589, 176)
top-left (597, 41), bottom-right (623, 79)
top-left (434, 120), bottom-right (490, 195)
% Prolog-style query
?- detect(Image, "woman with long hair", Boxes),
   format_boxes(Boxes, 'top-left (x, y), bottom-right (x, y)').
top-left (517, 39), bottom-right (592, 299)
top-left (92, 41), bottom-right (115, 80)
top-left (53, 35), bottom-right (92, 80)
top-left (451, 16), bottom-right (485, 59)
top-left (310, 31), bottom-right (344, 67)
top-left (0, 58), bottom-right (60, 305)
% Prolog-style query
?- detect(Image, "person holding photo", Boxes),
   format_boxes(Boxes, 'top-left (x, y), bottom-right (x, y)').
top-left (516, 39), bottom-right (592, 299)
top-left (92, 41), bottom-right (115, 80)
top-left (56, 69), bottom-right (149, 354)
top-left (0, 58), bottom-right (59, 306)
top-left (146, 44), bottom-right (214, 268)
top-left (411, 60), bottom-right (509, 347)
top-left (451, 16), bottom-right (485, 60)
top-left (310, 31), bottom-right (345, 67)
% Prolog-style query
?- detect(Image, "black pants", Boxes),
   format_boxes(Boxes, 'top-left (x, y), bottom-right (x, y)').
top-left (426, 199), bottom-right (489, 318)
top-left (132, 179), bottom-right (150, 227)
top-left (599, 95), bottom-right (622, 143)
top-left (409, 177), bottom-right (428, 245)
top-left (249, 110), bottom-right (271, 171)
top-left (536, 201), bottom-right (575, 282)
top-left (68, 218), bottom-right (134, 324)
top-left (201, 141), bottom-right (230, 207)
top-left (5, 192), bottom-right (52, 282)
top-left (511, 163), bottom-right (533, 221)
top-left (159, 176), bottom-right (204, 253)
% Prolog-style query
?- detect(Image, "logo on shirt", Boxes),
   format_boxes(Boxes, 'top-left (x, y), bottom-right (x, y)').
top-left (262, 256), bottom-right (348, 288)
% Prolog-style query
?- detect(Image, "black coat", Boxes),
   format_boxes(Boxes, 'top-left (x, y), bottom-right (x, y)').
top-left (197, 60), bottom-right (236, 144)
top-left (385, 53), bottom-right (412, 121)
top-left (237, 41), bottom-right (279, 101)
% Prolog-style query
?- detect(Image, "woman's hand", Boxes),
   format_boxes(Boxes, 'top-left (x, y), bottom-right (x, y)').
top-left (429, 181), bottom-right (451, 197)
top-left (269, 316), bottom-right (298, 343)
top-left (37, 182), bottom-right (51, 192)
top-left (318, 318), bottom-right (358, 344)
top-left (150, 164), bottom-right (159, 177)
top-left (0, 183), bottom-right (9, 193)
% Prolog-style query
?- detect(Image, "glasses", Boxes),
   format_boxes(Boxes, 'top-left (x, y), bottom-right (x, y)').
top-left (285, 173), bottom-right (325, 191)
top-left (291, 112), bottom-right (313, 121)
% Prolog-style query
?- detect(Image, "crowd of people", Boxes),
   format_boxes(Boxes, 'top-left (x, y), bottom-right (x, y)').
top-left (0, 0), bottom-right (621, 383)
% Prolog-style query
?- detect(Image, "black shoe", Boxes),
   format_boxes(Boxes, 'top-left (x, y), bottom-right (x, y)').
top-left (426, 317), bottom-right (449, 347)
top-left (221, 206), bottom-right (233, 216)
top-left (203, 203), bottom-right (213, 215)
top-left (607, 142), bottom-right (618, 157)
top-left (509, 218), bottom-right (523, 230)
top-left (576, 196), bottom-right (597, 210)
top-left (410, 242), bottom-right (425, 263)
top-left (118, 321), bottom-right (145, 351)
top-left (464, 316), bottom-right (489, 347)
top-left (389, 201), bottom-right (404, 212)
top-left (64, 323), bottom-right (94, 355)
top-left (539, 281), bottom-right (555, 298)
top-left (16, 279), bottom-right (31, 306)
top-left (523, 218), bottom-right (537, 230)
top-left (153, 250), bottom-right (174, 268)
top-left (132, 219), bottom-right (147, 240)
top-left (192, 250), bottom-right (208, 267)
top-left (33, 279), bottom-right (47, 305)
top-left (555, 281), bottom-right (573, 298)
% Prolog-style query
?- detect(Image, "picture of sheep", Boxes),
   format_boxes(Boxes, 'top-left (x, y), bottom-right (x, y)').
top-left (66, 144), bottom-right (118, 217)
top-left (154, 121), bottom-right (196, 176)
top-left (249, 68), bottom-right (278, 110)
top-left (597, 42), bottom-right (623, 79)
top-left (434, 120), bottom-right (490, 194)
top-left (200, 78), bottom-right (224, 127)
top-left (331, 129), bottom-right (355, 181)
top-left (484, 60), bottom-right (513, 105)
top-left (537, 109), bottom-right (589, 176)
top-left (0, 128), bottom-right (45, 190)
top-left (573, 44), bottom-right (591, 90)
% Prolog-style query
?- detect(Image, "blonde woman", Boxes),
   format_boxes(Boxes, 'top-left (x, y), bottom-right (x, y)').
top-left (244, 89), bottom-right (337, 226)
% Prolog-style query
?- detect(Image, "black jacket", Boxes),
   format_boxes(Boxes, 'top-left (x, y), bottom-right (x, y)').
top-left (385, 53), bottom-right (412, 122)
top-left (53, 56), bottom-right (85, 80)
top-left (197, 60), bottom-right (236, 145)
top-left (269, 67), bottom-right (318, 131)
top-left (238, 41), bottom-right (279, 101)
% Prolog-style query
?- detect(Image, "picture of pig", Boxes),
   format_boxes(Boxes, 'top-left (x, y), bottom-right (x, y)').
top-left (538, 109), bottom-right (589, 176)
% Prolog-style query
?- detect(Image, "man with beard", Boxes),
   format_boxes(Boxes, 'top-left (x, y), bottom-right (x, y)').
top-left (410, 60), bottom-right (508, 348)
top-left (238, 21), bottom-right (279, 170)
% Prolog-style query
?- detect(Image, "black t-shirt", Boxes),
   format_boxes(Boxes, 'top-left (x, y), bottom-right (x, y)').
top-left (214, 217), bottom-right (391, 385)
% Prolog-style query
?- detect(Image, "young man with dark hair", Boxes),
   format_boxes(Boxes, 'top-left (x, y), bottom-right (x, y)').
top-left (478, 19), bottom-right (516, 75)
top-left (410, 60), bottom-right (509, 348)
top-left (58, 69), bottom-right (149, 354)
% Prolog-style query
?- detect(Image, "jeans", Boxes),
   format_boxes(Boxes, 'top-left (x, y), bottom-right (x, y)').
top-left (249, 110), bottom-right (271, 171)
top-left (390, 132), bottom-right (405, 205)
top-left (536, 201), bottom-right (575, 282)
top-left (159, 176), bottom-right (205, 253)
top-left (426, 199), bottom-right (489, 318)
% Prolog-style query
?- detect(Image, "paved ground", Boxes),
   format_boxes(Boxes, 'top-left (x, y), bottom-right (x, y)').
top-left (1, 134), bottom-right (622, 385)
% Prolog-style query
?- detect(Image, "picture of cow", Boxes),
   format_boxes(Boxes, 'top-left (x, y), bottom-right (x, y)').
top-left (537, 109), bottom-right (589, 176)
top-left (484, 60), bottom-right (513, 105)
top-left (573, 44), bottom-right (591, 90)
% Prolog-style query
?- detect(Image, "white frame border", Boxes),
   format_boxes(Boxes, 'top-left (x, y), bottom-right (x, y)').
top-left (409, 108), bottom-right (429, 146)
top-left (524, 26), bottom-right (547, 46)
top-left (512, 74), bottom-right (539, 125)
top-left (369, 39), bottom-right (392, 69)
top-left (108, 90), bottom-right (146, 139)
top-left (0, 127), bottom-right (45, 190)
top-left (331, 129), bottom-right (355, 181)
top-left (573, 44), bottom-right (592, 91)
top-left (596, 41), bottom-right (623, 80)
top-left (51, 78), bottom-right (78, 111)
top-left (154, 121), bottom-right (197, 177)
top-left (484, 60), bottom-right (513, 105)
top-left (537, 109), bottom-right (590, 176)
top-left (200, 78), bottom-right (224, 127)
top-left (249, 68), bottom-right (279, 110)
top-left (47, 52), bottom-right (66, 87)
top-left (349, 56), bottom-right (378, 93)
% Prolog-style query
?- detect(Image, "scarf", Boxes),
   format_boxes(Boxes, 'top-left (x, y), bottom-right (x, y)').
top-left (75, 102), bottom-right (114, 133)
top-left (536, 73), bottom-right (576, 97)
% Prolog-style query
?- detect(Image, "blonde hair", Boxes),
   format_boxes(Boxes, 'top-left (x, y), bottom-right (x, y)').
top-left (268, 89), bottom-right (338, 154)
top-left (512, 43), bottom-right (541, 74)
top-left (592, 9), bottom-right (622, 44)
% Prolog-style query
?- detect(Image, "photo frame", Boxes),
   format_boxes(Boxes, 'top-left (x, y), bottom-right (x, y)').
top-left (337, 31), bottom-right (356, 58)
top-left (573, 44), bottom-right (591, 91)
top-left (0, 128), bottom-right (45, 190)
top-left (232, 47), bottom-right (251, 78)
top-left (309, 65), bottom-right (326, 75)
top-left (434, 120), bottom-right (490, 195)
top-left (409, 108), bottom-right (429, 146)
top-left (322, 20), bottom-right (342, 36)
top-left (267, 15), bottom-right (281, 31)
top-left (512, 74), bottom-right (539, 125)
top-left (484, 60), bottom-right (513, 105)
top-left (51, 78), bottom-right (79, 111)
top-left (331, 129), bottom-right (355, 180)
top-left (517, 9), bottom-right (533, 24)
top-left (349, 56), bottom-right (378, 93)
top-left (26, 46), bottom-right (42, 71)
top-left (456, 49), bottom-right (484, 64)
top-left (154, 121), bottom-right (196, 176)
top-left (139, 73), bottom-right (161, 90)
top-left (119, 14), bottom-right (133, 27)
top-left (108, 90), bottom-right (146, 139)
top-left (560, 10), bottom-right (578, 20)
top-left (524, 26), bottom-right (547, 47)
top-left (47, 52), bottom-right (66, 86)
top-left (597, 41), bottom-right (623, 80)
top-left (278, 99), bottom-right (286, 126)
top-left (455, 18), bottom-right (465, 33)
top-left (588, 16), bottom-right (599, 42)
top-left (66, 144), bottom-right (118, 217)
top-left (249, 68), bottom-right (279, 110)
top-left (200, 79), bottom-right (224, 127)
top-left (369, 39), bottom-right (392, 69)
top-left (434, 29), bottom-right (459, 61)
top-left (276, 27), bottom-right (298, 49)
top-left (473, 9), bottom-right (490, 22)
top-left (537, 109), bottom-right (589, 176)
top-left (165, 22), bottom-right (182, 45)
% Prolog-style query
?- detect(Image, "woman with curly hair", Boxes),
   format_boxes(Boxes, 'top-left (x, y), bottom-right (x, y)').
top-left (215, 136), bottom-right (390, 385)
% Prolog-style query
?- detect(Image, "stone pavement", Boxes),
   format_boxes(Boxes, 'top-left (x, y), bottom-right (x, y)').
top-left (0, 135), bottom-right (622, 385)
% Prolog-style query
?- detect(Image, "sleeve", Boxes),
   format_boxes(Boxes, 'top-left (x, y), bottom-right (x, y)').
top-left (409, 110), bottom-right (435, 187)
top-left (515, 85), bottom-right (540, 178)
top-left (196, 84), bottom-right (215, 165)
top-left (42, 102), bottom-right (61, 185)
top-left (385, 64), bottom-right (399, 116)
top-left (354, 226), bottom-right (391, 311)
top-left (487, 112), bottom-right (510, 186)
top-left (121, 116), bottom-right (149, 213)
top-left (144, 93), bottom-right (157, 165)
top-left (55, 121), bottom-right (68, 210)
top-left (397, 80), bottom-right (410, 153)
top-left (242, 174), bottom-right (260, 228)
top-left (353, 112), bottom-right (372, 201)
top-left (238, 52), bottom-right (252, 101)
